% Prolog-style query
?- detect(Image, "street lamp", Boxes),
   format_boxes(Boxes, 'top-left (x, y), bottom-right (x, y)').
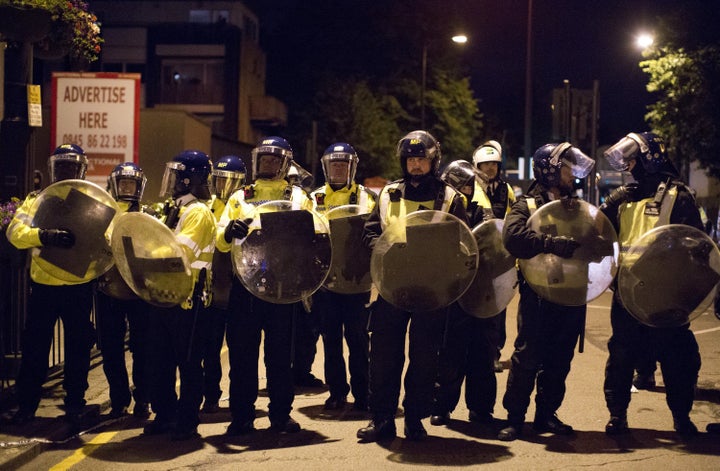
top-left (421, 34), bottom-right (468, 130)
top-left (635, 32), bottom-right (654, 50)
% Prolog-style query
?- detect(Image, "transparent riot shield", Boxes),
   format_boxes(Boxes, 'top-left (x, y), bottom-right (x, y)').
top-left (97, 265), bottom-right (137, 300)
top-left (232, 201), bottom-right (332, 304)
top-left (29, 179), bottom-right (119, 282)
top-left (370, 210), bottom-right (478, 312)
top-left (618, 224), bottom-right (720, 327)
top-left (518, 199), bottom-right (618, 305)
top-left (111, 212), bottom-right (193, 307)
top-left (323, 204), bottom-right (372, 294)
top-left (459, 219), bottom-right (518, 318)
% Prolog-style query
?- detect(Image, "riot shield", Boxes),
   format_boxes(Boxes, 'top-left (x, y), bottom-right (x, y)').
top-left (459, 219), bottom-right (518, 318)
top-left (323, 204), bottom-right (372, 294)
top-left (232, 201), bottom-right (332, 304)
top-left (29, 179), bottom-right (119, 282)
top-left (618, 224), bottom-right (720, 327)
top-left (97, 265), bottom-right (137, 300)
top-left (370, 210), bottom-right (478, 312)
top-left (111, 212), bottom-right (193, 307)
top-left (518, 199), bottom-right (618, 305)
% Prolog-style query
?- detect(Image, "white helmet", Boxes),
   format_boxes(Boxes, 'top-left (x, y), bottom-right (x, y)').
top-left (472, 140), bottom-right (502, 166)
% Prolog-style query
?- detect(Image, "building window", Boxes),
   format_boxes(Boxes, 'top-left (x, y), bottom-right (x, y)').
top-left (160, 59), bottom-right (224, 105)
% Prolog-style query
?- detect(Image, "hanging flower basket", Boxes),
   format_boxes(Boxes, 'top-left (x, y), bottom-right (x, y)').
top-left (0, 4), bottom-right (52, 42)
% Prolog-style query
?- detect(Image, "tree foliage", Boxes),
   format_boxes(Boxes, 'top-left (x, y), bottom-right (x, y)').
top-left (641, 46), bottom-right (720, 179)
top-left (639, 3), bottom-right (720, 180)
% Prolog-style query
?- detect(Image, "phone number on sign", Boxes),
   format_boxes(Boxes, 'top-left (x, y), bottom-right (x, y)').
top-left (62, 134), bottom-right (128, 149)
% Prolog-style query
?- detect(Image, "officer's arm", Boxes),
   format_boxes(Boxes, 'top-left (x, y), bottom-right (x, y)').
top-left (362, 203), bottom-right (382, 250)
top-left (502, 197), bottom-right (547, 259)
top-left (5, 195), bottom-right (42, 249)
top-left (215, 193), bottom-right (240, 253)
top-left (671, 190), bottom-right (704, 230)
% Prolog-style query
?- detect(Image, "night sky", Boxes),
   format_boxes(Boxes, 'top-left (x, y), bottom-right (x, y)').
top-left (244, 0), bottom-right (687, 154)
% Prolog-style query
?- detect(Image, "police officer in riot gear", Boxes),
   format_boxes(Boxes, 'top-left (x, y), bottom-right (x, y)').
top-left (142, 150), bottom-right (216, 440)
top-left (431, 159), bottom-right (500, 428)
top-left (601, 132), bottom-right (704, 437)
top-left (357, 130), bottom-right (467, 442)
top-left (6, 144), bottom-right (95, 428)
top-left (498, 142), bottom-right (595, 441)
top-left (217, 136), bottom-right (312, 435)
top-left (311, 143), bottom-right (376, 411)
top-left (96, 162), bottom-right (152, 419)
top-left (472, 140), bottom-right (516, 372)
top-left (201, 155), bottom-right (247, 413)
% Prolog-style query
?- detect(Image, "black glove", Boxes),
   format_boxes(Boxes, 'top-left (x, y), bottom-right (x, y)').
top-left (602, 182), bottom-right (639, 209)
top-left (543, 235), bottom-right (580, 259)
top-left (39, 228), bottom-right (75, 248)
top-left (224, 218), bottom-right (251, 243)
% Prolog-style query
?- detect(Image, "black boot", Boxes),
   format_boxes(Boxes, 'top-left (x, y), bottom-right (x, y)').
top-left (533, 413), bottom-right (573, 435)
top-left (357, 418), bottom-right (396, 442)
top-left (404, 417), bottom-right (428, 441)
top-left (605, 415), bottom-right (629, 435)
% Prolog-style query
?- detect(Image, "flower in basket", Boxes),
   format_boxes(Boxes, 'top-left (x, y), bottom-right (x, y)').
top-left (46, 0), bottom-right (104, 63)
top-left (3, 0), bottom-right (104, 63)
top-left (0, 197), bottom-right (21, 232)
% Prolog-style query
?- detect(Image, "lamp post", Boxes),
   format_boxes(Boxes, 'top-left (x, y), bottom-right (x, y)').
top-left (523, 0), bottom-right (534, 179)
top-left (420, 34), bottom-right (467, 130)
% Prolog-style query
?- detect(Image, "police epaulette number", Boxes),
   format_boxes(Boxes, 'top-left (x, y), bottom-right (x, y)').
top-left (388, 188), bottom-right (401, 202)
top-left (244, 187), bottom-right (255, 200)
top-left (315, 193), bottom-right (325, 205)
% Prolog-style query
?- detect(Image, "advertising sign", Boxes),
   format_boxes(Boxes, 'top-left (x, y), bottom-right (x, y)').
top-left (52, 72), bottom-right (141, 186)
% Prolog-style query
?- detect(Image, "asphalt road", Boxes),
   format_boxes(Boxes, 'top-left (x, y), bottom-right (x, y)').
top-left (5, 290), bottom-right (720, 470)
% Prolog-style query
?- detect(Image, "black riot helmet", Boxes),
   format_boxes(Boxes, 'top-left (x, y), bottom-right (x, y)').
top-left (159, 150), bottom-right (213, 200)
top-left (49, 144), bottom-right (88, 183)
top-left (108, 162), bottom-right (146, 202)
top-left (397, 130), bottom-right (441, 179)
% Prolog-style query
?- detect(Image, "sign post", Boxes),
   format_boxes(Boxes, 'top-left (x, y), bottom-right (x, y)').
top-left (52, 72), bottom-right (141, 186)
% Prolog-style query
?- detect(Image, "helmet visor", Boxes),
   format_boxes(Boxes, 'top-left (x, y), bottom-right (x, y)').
top-left (603, 136), bottom-right (640, 171)
top-left (49, 154), bottom-right (87, 182)
top-left (561, 147), bottom-right (595, 179)
top-left (212, 170), bottom-right (245, 200)
top-left (159, 162), bottom-right (182, 199)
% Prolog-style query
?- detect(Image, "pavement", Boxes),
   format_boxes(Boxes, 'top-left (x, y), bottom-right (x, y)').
top-left (1, 291), bottom-right (720, 470)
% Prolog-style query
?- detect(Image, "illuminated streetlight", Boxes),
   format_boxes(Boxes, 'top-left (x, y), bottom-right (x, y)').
top-left (421, 34), bottom-right (468, 129)
top-left (635, 32), bottom-right (654, 50)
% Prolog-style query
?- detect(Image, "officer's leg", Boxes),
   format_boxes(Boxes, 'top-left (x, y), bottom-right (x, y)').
top-left (367, 298), bottom-right (408, 420)
top-left (465, 315), bottom-right (497, 420)
top-left (604, 301), bottom-right (641, 421)
top-left (264, 300), bottom-right (296, 426)
top-left (292, 302), bottom-right (321, 387)
top-left (201, 304), bottom-right (226, 409)
top-left (403, 309), bottom-right (445, 421)
top-left (14, 282), bottom-right (58, 416)
top-left (96, 291), bottom-right (132, 413)
top-left (319, 290), bottom-right (349, 402)
top-left (343, 293), bottom-right (370, 408)
top-left (145, 306), bottom-right (178, 427)
top-left (175, 305), bottom-right (206, 436)
top-left (657, 327), bottom-right (701, 435)
top-left (225, 283), bottom-right (261, 426)
top-left (59, 282), bottom-right (94, 414)
top-left (433, 306), bottom-right (468, 420)
top-left (127, 300), bottom-right (152, 412)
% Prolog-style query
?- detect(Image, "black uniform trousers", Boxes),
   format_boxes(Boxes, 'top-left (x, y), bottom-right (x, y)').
top-left (15, 281), bottom-right (95, 414)
top-left (367, 297), bottom-right (445, 421)
top-left (291, 301), bottom-right (320, 382)
top-left (146, 303), bottom-right (207, 431)
top-left (502, 280), bottom-right (585, 422)
top-left (226, 278), bottom-right (294, 424)
top-left (433, 302), bottom-right (497, 417)
top-left (202, 304), bottom-right (227, 405)
top-left (604, 293), bottom-right (700, 419)
top-left (95, 290), bottom-right (151, 410)
top-left (315, 289), bottom-right (369, 402)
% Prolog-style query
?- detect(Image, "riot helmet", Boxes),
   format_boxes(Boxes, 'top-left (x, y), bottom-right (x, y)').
top-left (108, 162), bottom-right (146, 202)
top-left (49, 144), bottom-right (88, 182)
top-left (251, 136), bottom-right (293, 181)
top-left (397, 130), bottom-right (441, 180)
top-left (287, 161), bottom-right (315, 192)
top-left (603, 132), bottom-right (669, 176)
top-left (321, 142), bottom-right (358, 190)
top-left (159, 150), bottom-right (213, 200)
top-left (440, 160), bottom-right (476, 198)
top-left (472, 140), bottom-right (503, 166)
top-left (532, 142), bottom-right (595, 188)
top-left (212, 155), bottom-right (246, 201)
